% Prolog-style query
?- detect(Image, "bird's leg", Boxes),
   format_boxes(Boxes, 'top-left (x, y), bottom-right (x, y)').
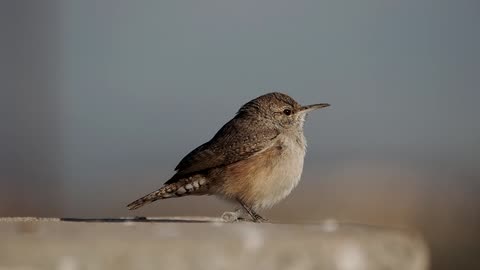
top-left (238, 200), bottom-right (268, 223)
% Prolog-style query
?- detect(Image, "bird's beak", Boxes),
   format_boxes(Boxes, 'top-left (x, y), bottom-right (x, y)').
top-left (300, 103), bottom-right (330, 113)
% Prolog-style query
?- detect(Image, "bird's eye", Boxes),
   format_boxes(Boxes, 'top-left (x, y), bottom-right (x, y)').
top-left (283, 109), bottom-right (292, 116)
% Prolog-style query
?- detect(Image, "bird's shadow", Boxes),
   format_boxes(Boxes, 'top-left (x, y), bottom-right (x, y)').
top-left (60, 217), bottom-right (221, 223)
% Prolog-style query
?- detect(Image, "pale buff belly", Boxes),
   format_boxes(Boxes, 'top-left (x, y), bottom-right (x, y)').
top-left (218, 134), bottom-right (306, 210)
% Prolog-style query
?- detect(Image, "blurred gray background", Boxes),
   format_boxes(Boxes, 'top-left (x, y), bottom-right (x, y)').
top-left (1, 1), bottom-right (479, 269)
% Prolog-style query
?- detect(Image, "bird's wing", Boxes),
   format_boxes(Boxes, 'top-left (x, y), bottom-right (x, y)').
top-left (165, 118), bottom-right (279, 184)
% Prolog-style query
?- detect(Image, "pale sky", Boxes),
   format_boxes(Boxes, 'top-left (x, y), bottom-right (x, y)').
top-left (60, 1), bottom-right (479, 181)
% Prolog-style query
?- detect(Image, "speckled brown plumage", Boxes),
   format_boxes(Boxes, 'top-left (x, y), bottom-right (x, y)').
top-left (127, 92), bottom-right (330, 222)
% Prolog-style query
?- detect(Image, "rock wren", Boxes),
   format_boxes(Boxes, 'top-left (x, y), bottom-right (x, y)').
top-left (127, 92), bottom-right (330, 222)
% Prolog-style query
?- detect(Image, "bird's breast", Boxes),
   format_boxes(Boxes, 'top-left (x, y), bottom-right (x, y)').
top-left (218, 132), bottom-right (307, 210)
top-left (252, 133), bottom-right (306, 209)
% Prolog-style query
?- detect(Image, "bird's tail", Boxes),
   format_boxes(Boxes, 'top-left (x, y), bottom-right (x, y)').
top-left (127, 175), bottom-right (209, 210)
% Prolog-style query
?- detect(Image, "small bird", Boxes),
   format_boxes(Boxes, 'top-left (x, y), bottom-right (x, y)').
top-left (127, 92), bottom-right (329, 222)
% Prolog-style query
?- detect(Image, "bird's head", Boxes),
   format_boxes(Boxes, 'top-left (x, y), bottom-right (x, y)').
top-left (237, 92), bottom-right (330, 130)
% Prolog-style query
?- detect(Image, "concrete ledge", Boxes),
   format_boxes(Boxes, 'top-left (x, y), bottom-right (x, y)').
top-left (0, 217), bottom-right (429, 270)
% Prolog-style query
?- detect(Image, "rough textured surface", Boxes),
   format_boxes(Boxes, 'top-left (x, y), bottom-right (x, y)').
top-left (0, 217), bottom-right (429, 270)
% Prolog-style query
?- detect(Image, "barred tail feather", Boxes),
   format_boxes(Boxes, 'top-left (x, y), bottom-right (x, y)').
top-left (126, 188), bottom-right (169, 210)
top-left (127, 176), bottom-right (209, 210)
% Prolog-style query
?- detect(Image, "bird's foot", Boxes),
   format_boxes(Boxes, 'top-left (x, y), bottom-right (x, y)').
top-left (251, 213), bottom-right (268, 223)
top-left (221, 210), bottom-right (244, 222)
top-left (236, 200), bottom-right (269, 223)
